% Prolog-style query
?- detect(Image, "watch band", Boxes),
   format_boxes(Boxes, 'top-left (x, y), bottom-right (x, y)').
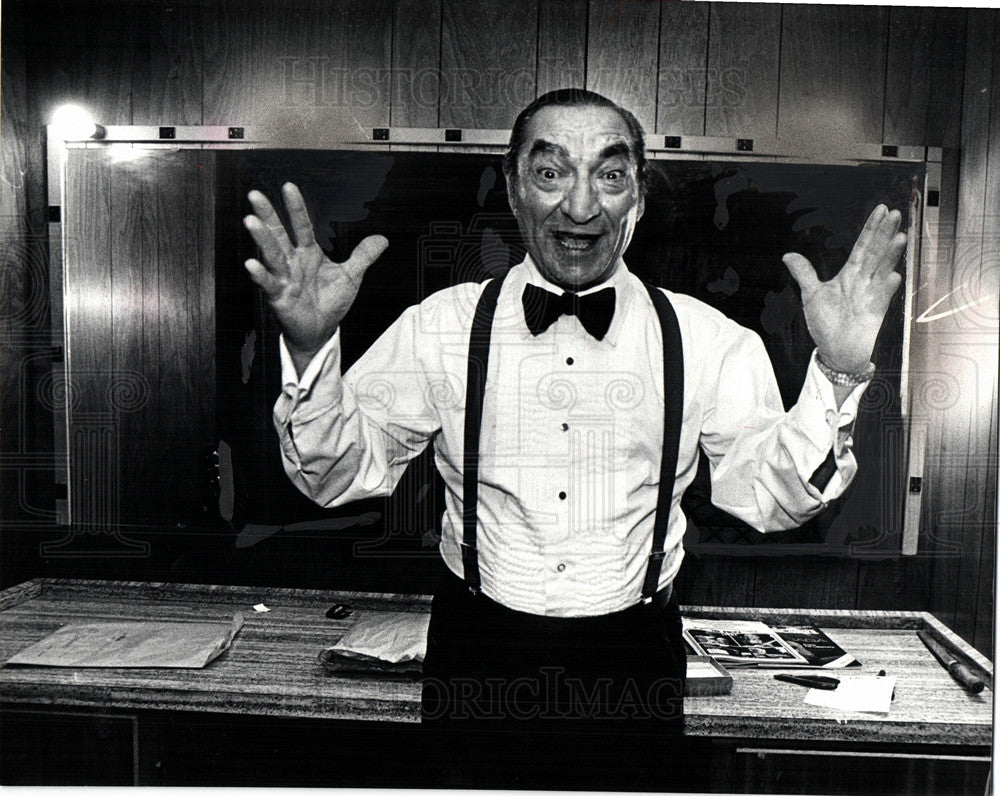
top-left (816, 352), bottom-right (876, 387)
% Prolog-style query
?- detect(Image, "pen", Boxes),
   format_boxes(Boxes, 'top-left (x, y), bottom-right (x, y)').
top-left (773, 673), bottom-right (840, 690)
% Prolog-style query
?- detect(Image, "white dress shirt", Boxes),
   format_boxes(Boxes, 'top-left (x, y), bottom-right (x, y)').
top-left (274, 256), bottom-right (867, 617)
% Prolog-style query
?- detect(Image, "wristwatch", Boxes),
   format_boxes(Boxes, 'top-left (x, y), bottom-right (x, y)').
top-left (816, 353), bottom-right (876, 387)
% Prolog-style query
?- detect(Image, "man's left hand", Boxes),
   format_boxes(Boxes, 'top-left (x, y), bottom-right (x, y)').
top-left (782, 204), bottom-right (907, 374)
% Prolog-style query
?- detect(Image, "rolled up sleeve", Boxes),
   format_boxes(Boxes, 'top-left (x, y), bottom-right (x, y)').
top-left (272, 308), bottom-right (441, 508)
top-left (700, 333), bottom-right (867, 532)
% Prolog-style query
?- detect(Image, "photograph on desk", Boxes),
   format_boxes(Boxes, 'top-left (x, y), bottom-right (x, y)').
top-left (683, 617), bottom-right (860, 668)
top-left (1, 0), bottom-right (997, 793)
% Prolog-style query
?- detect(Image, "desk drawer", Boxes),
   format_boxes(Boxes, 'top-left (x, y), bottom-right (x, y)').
top-left (0, 708), bottom-right (137, 785)
top-left (735, 747), bottom-right (991, 796)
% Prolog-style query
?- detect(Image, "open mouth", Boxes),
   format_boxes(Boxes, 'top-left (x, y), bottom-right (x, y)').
top-left (552, 231), bottom-right (602, 252)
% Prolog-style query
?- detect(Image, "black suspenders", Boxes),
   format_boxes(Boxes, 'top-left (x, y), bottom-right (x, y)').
top-left (461, 276), bottom-right (684, 602)
top-left (461, 273), bottom-right (507, 595)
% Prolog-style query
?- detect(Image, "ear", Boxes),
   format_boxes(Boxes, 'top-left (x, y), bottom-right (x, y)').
top-left (504, 169), bottom-right (519, 216)
top-left (636, 193), bottom-right (645, 221)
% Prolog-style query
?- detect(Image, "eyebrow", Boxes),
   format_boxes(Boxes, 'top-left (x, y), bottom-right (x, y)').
top-left (526, 139), bottom-right (633, 163)
top-left (527, 140), bottom-right (569, 160)
top-left (598, 142), bottom-right (631, 161)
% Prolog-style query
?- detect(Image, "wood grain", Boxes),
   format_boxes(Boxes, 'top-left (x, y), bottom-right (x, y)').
top-left (155, 152), bottom-right (201, 526)
top-left (926, 8), bottom-right (998, 650)
top-left (974, 29), bottom-right (1000, 654)
top-left (131, 2), bottom-right (204, 125)
top-left (536, 0), bottom-right (587, 97)
top-left (777, 5), bottom-right (888, 149)
top-left (25, 0), bottom-right (135, 126)
top-left (883, 8), bottom-right (966, 147)
top-left (586, 0), bottom-right (661, 133)
top-left (676, 553), bottom-right (756, 608)
top-left (203, 0), bottom-right (392, 145)
top-left (64, 150), bottom-right (113, 533)
top-left (752, 558), bottom-right (860, 611)
top-left (390, 0), bottom-right (442, 128)
top-left (196, 151), bottom-right (217, 496)
top-left (440, 0), bottom-right (538, 129)
top-left (110, 152), bottom-right (156, 528)
top-left (654, 1), bottom-right (709, 136)
top-left (0, 580), bottom-right (991, 746)
top-left (705, 3), bottom-right (781, 139)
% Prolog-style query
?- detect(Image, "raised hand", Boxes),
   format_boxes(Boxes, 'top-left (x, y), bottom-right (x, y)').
top-left (243, 182), bottom-right (388, 374)
top-left (783, 204), bottom-right (906, 375)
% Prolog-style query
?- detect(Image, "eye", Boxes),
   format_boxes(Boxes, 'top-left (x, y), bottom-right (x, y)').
top-left (538, 168), bottom-right (559, 180)
top-left (603, 169), bottom-right (624, 181)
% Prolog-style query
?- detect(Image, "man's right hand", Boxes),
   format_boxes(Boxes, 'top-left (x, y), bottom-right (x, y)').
top-left (243, 182), bottom-right (388, 376)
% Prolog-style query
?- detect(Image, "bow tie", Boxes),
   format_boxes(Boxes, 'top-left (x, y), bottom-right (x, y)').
top-left (521, 283), bottom-right (616, 341)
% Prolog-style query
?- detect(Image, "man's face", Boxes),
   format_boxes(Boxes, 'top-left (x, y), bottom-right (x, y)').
top-left (506, 104), bottom-right (644, 292)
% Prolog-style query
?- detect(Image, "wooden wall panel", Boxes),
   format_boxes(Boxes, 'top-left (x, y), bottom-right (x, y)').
top-left (155, 154), bottom-right (202, 526)
top-left (537, 0), bottom-right (587, 97)
top-left (753, 558), bottom-right (860, 610)
top-left (440, 0), bottom-right (538, 129)
top-left (586, 0), bottom-right (660, 133)
top-left (884, 8), bottom-right (966, 147)
top-left (131, 2), bottom-right (204, 125)
top-left (110, 154), bottom-right (157, 526)
top-left (196, 151), bottom-right (217, 496)
top-left (705, 3), bottom-right (781, 139)
top-left (677, 553), bottom-right (756, 608)
top-left (922, 9), bottom-right (998, 654)
top-left (203, 0), bottom-right (392, 144)
top-left (777, 5), bottom-right (888, 148)
top-left (1, 1), bottom-right (59, 580)
top-left (655, 2), bottom-right (710, 136)
top-left (64, 150), bottom-right (114, 533)
top-left (25, 0), bottom-right (135, 126)
top-left (390, 0), bottom-right (442, 127)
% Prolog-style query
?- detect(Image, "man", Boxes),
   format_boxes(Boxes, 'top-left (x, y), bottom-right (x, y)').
top-left (243, 88), bottom-right (905, 789)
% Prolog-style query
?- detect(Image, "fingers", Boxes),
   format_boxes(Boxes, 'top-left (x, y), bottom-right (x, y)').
top-left (782, 252), bottom-right (820, 295)
top-left (243, 214), bottom-right (290, 279)
top-left (853, 205), bottom-right (904, 278)
top-left (244, 258), bottom-right (280, 295)
top-left (281, 182), bottom-right (318, 249)
top-left (872, 231), bottom-right (907, 282)
top-left (247, 189), bottom-right (294, 257)
top-left (876, 269), bottom-right (904, 305)
top-left (343, 235), bottom-right (389, 282)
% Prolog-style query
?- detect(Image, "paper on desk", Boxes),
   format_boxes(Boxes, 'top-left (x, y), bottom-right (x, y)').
top-left (5, 613), bottom-right (244, 668)
top-left (804, 675), bottom-right (896, 714)
top-left (329, 611), bottom-right (430, 664)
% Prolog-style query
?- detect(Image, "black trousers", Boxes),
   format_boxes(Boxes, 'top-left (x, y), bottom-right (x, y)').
top-left (420, 565), bottom-right (707, 791)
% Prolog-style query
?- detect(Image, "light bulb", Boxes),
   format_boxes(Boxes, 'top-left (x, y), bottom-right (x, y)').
top-left (51, 105), bottom-right (104, 139)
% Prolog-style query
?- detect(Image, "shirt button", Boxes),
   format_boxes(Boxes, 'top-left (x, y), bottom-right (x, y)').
top-left (561, 422), bottom-right (569, 432)
top-left (557, 563), bottom-right (566, 572)
top-left (558, 491), bottom-right (567, 500)
top-left (566, 357), bottom-right (574, 365)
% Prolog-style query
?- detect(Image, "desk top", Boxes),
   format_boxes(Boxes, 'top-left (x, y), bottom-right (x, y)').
top-left (0, 579), bottom-right (992, 747)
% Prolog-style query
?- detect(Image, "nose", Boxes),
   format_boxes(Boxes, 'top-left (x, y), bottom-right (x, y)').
top-left (560, 175), bottom-right (600, 225)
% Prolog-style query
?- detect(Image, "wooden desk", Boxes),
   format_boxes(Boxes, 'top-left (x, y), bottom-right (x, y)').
top-left (1, 579), bottom-right (993, 791)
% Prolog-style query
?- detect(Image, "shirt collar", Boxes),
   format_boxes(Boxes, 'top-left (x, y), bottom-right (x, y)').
top-left (511, 255), bottom-right (635, 346)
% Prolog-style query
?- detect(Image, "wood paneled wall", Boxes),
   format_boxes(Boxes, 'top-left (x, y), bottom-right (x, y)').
top-left (1, 1), bottom-right (995, 652)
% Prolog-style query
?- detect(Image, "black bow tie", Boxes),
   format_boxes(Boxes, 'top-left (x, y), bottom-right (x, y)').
top-left (521, 283), bottom-right (616, 341)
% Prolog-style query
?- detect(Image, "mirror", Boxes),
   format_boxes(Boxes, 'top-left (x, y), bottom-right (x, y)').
top-left (58, 144), bottom-right (922, 589)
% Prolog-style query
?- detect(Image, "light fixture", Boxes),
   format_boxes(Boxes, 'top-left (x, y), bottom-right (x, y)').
top-left (51, 104), bottom-right (106, 140)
